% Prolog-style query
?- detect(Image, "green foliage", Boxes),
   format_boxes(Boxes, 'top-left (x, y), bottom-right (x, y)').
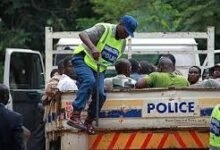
top-left (91, 0), bottom-right (136, 22)
top-left (173, 0), bottom-right (220, 31)
top-left (76, 18), bottom-right (100, 30)
top-left (0, 0), bottom-right (94, 80)
top-left (0, 23), bottom-right (31, 81)
top-left (128, 0), bottom-right (181, 32)
top-left (0, 0), bottom-right (94, 52)
top-left (89, 0), bottom-right (181, 32)
top-left (75, 0), bottom-right (137, 30)
top-left (167, 0), bottom-right (220, 48)
top-left (0, 24), bottom-right (31, 51)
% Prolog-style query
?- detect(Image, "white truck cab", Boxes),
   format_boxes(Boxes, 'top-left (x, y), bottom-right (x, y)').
top-left (3, 48), bottom-right (45, 132)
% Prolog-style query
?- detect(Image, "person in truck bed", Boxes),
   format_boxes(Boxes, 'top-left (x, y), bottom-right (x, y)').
top-left (129, 58), bottom-right (141, 81)
top-left (104, 58), bottom-right (136, 90)
top-left (57, 56), bottom-right (78, 91)
top-left (135, 57), bottom-right (189, 88)
top-left (192, 64), bottom-right (220, 88)
top-left (139, 60), bottom-right (157, 75)
top-left (188, 66), bottom-right (201, 85)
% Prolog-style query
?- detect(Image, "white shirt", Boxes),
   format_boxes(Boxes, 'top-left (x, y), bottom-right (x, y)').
top-left (57, 74), bottom-right (78, 91)
top-left (104, 74), bottom-right (136, 90)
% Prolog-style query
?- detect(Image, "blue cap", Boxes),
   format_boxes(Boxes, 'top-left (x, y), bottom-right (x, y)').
top-left (120, 15), bottom-right (138, 37)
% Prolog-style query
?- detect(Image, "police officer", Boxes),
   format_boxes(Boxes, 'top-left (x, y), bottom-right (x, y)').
top-left (210, 104), bottom-right (220, 150)
top-left (67, 15), bottom-right (138, 134)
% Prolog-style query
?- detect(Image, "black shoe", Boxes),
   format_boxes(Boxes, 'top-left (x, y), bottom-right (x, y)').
top-left (67, 117), bottom-right (87, 130)
top-left (84, 121), bottom-right (96, 135)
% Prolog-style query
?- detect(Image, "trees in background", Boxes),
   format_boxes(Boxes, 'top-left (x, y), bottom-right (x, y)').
top-left (87, 0), bottom-right (181, 32)
top-left (0, 0), bottom-right (94, 80)
top-left (0, 0), bottom-right (94, 52)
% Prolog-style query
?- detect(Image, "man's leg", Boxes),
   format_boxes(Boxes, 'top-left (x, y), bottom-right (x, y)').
top-left (67, 57), bottom-right (96, 130)
top-left (85, 72), bottom-right (106, 134)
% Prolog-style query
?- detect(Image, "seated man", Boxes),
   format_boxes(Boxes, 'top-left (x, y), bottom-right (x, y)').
top-left (139, 60), bottom-right (157, 75)
top-left (43, 56), bottom-right (78, 103)
top-left (104, 58), bottom-right (136, 90)
top-left (157, 54), bottom-right (183, 75)
top-left (193, 64), bottom-right (220, 88)
top-left (42, 61), bottom-right (64, 102)
top-left (128, 58), bottom-right (141, 81)
top-left (57, 56), bottom-right (78, 91)
top-left (188, 66), bottom-right (201, 85)
top-left (135, 57), bottom-right (189, 88)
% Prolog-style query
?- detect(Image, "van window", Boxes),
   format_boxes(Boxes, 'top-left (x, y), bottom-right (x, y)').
top-left (9, 52), bottom-right (45, 89)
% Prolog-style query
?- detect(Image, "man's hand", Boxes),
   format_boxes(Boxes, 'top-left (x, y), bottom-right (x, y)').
top-left (91, 47), bottom-right (100, 60)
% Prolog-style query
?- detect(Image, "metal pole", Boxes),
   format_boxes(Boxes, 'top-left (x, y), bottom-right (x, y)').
top-left (96, 63), bottom-right (100, 127)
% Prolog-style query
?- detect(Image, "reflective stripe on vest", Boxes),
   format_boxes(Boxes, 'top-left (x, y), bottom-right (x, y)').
top-left (210, 105), bottom-right (220, 147)
top-left (74, 23), bottom-right (125, 72)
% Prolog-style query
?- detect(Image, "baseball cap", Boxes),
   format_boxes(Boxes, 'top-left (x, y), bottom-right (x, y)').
top-left (120, 15), bottom-right (138, 37)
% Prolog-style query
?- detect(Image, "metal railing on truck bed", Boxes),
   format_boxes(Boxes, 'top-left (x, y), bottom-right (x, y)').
top-left (45, 87), bottom-right (220, 149)
top-left (45, 26), bottom-right (215, 81)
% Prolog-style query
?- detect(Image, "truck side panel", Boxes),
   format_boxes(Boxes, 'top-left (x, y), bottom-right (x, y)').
top-left (45, 88), bottom-right (219, 149)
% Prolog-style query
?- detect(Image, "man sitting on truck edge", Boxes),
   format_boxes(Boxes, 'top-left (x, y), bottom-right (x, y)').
top-left (57, 56), bottom-right (78, 91)
top-left (42, 60), bottom-right (64, 104)
top-left (135, 57), bottom-right (189, 88)
top-left (67, 15), bottom-right (138, 134)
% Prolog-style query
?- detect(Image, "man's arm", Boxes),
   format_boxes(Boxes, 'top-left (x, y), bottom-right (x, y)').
top-left (135, 78), bottom-right (146, 89)
top-left (135, 74), bottom-right (152, 89)
top-left (79, 32), bottom-right (99, 59)
top-left (79, 25), bottom-right (105, 60)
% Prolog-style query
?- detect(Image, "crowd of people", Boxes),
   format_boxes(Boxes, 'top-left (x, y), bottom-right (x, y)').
top-left (103, 54), bottom-right (220, 90)
top-left (46, 53), bottom-right (220, 95)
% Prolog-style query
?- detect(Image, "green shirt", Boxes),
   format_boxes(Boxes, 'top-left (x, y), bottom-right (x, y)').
top-left (144, 72), bottom-right (189, 88)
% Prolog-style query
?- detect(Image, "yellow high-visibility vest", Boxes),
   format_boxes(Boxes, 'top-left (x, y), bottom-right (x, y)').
top-left (210, 104), bottom-right (220, 148)
top-left (74, 23), bottom-right (126, 72)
